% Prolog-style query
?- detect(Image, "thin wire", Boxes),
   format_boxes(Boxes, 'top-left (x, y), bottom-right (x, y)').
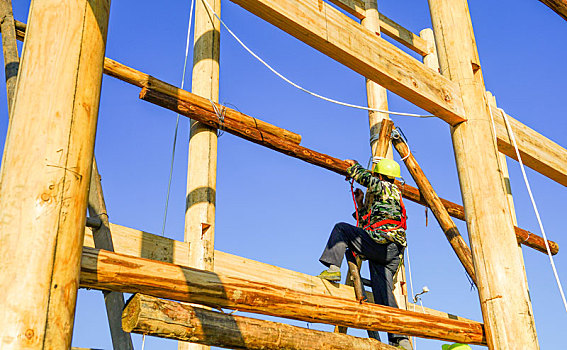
top-left (496, 106), bottom-right (567, 312)
top-left (141, 334), bottom-right (146, 350)
top-left (405, 245), bottom-right (417, 349)
top-left (199, 0), bottom-right (434, 118)
top-left (161, 0), bottom-right (196, 236)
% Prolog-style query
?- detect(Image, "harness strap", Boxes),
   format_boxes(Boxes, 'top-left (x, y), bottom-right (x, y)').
top-left (362, 192), bottom-right (407, 233)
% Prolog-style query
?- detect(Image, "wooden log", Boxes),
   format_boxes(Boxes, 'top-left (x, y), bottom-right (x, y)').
top-left (83, 223), bottom-right (477, 323)
top-left (0, 0), bottom-right (19, 115)
top-left (123, 294), bottom-right (398, 350)
top-left (80, 247), bottom-right (487, 344)
top-left (392, 131), bottom-right (476, 283)
top-left (420, 28), bottom-right (440, 73)
top-left (139, 86), bottom-right (558, 256)
top-left (13, 20), bottom-right (567, 188)
top-left (0, 0), bottom-right (110, 348)
top-left (538, 0), bottom-right (567, 21)
top-left (87, 161), bottom-right (133, 350)
top-left (327, 0), bottom-right (430, 56)
top-left (229, 0), bottom-right (466, 125)
top-left (428, 0), bottom-right (539, 347)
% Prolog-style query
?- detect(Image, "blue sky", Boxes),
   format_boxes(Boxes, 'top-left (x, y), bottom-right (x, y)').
top-left (2, 0), bottom-right (566, 349)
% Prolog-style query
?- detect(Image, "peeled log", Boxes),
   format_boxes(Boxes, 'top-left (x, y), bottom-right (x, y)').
top-left (122, 294), bottom-right (398, 350)
top-left (539, 0), bottom-right (567, 21)
top-left (81, 247), bottom-right (486, 344)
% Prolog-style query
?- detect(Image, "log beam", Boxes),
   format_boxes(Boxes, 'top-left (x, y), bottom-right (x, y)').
top-left (123, 294), bottom-right (399, 350)
top-left (391, 128), bottom-right (476, 283)
top-left (87, 161), bottom-right (133, 350)
top-left (139, 87), bottom-right (558, 255)
top-left (12, 21), bottom-right (567, 187)
top-left (0, 0), bottom-right (110, 347)
top-left (229, 0), bottom-right (466, 125)
top-left (80, 247), bottom-right (487, 344)
top-left (83, 223), bottom-right (477, 323)
top-left (538, 0), bottom-right (567, 21)
top-left (0, 0), bottom-right (19, 114)
top-left (327, 0), bottom-right (430, 56)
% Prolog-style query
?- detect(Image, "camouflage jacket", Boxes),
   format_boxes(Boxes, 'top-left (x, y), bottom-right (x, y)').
top-left (347, 163), bottom-right (407, 247)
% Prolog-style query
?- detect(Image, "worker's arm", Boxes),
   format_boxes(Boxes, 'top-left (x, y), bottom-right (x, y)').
top-left (345, 160), bottom-right (381, 190)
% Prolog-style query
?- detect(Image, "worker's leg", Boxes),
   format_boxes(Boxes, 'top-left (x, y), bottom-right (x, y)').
top-left (368, 243), bottom-right (409, 345)
top-left (319, 222), bottom-right (383, 268)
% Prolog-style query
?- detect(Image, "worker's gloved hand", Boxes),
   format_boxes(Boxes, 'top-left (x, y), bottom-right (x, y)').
top-left (344, 159), bottom-right (357, 167)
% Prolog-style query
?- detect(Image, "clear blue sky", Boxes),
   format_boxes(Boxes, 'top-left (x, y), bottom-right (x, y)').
top-left (2, 0), bottom-right (566, 349)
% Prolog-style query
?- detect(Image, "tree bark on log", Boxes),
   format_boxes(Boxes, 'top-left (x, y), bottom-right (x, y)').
top-left (538, 0), bottom-right (567, 21)
top-left (80, 247), bottom-right (487, 345)
top-left (139, 86), bottom-right (557, 256)
top-left (123, 294), bottom-right (399, 350)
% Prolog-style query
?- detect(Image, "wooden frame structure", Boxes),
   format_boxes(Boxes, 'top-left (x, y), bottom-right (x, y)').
top-left (0, 0), bottom-right (565, 349)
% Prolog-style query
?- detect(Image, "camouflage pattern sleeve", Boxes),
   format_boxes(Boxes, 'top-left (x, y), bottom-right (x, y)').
top-left (347, 163), bottom-right (381, 190)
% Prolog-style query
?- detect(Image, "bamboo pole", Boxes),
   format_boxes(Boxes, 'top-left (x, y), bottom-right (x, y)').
top-left (80, 247), bottom-right (487, 344)
top-left (0, 0), bottom-right (18, 114)
top-left (428, 0), bottom-right (539, 348)
top-left (87, 161), bottom-right (133, 350)
top-left (181, 0), bottom-right (221, 348)
top-left (123, 294), bottom-right (399, 350)
top-left (139, 87), bottom-right (557, 255)
top-left (391, 130), bottom-right (476, 283)
top-left (0, 0), bottom-right (110, 348)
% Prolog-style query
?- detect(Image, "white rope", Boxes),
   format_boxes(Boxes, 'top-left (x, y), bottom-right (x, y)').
top-left (405, 245), bottom-right (417, 349)
top-left (199, 0), bottom-right (434, 118)
top-left (141, 334), bottom-right (146, 350)
top-left (161, 0), bottom-right (196, 236)
top-left (489, 104), bottom-right (567, 312)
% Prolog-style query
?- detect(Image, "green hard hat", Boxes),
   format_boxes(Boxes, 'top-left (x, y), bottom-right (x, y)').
top-left (372, 158), bottom-right (401, 178)
top-left (442, 344), bottom-right (472, 350)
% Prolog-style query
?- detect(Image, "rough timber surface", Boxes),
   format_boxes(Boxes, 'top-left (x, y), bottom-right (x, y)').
top-left (81, 247), bottom-right (487, 344)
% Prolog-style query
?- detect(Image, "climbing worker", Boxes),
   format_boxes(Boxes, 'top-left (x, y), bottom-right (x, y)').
top-left (317, 158), bottom-right (411, 350)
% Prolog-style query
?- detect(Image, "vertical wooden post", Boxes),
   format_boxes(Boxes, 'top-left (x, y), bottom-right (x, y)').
top-left (428, 1), bottom-right (539, 348)
top-left (0, 0), bottom-right (110, 348)
top-left (420, 28), bottom-right (439, 73)
top-left (88, 161), bottom-right (134, 350)
top-left (0, 0), bottom-right (18, 114)
top-left (182, 0), bottom-right (220, 348)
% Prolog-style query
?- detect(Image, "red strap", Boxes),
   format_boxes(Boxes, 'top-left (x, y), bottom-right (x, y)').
top-left (363, 192), bottom-right (407, 233)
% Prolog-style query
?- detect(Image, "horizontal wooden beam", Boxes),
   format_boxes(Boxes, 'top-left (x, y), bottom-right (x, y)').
top-left (83, 223), bottom-right (475, 322)
top-left (538, 0), bottom-right (567, 21)
top-left (326, 0), bottom-right (429, 56)
top-left (139, 88), bottom-right (558, 255)
top-left (229, 0), bottom-right (466, 125)
top-left (123, 294), bottom-right (398, 350)
top-left (489, 102), bottom-right (567, 188)
top-left (14, 20), bottom-right (566, 208)
top-left (81, 247), bottom-right (487, 344)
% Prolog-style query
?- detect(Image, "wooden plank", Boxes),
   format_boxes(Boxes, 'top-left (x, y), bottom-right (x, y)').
top-left (0, 0), bottom-right (110, 348)
top-left (429, 0), bottom-right (539, 347)
top-left (490, 104), bottom-right (567, 187)
top-left (0, 0), bottom-right (19, 114)
top-left (123, 294), bottom-right (399, 350)
top-left (83, 222), bottom-right (477, 323)
top-left (87, 161), bottom-right (133, 350)
top-left (229, 0), bottom-right (466, 125)
top-left (392, 128), bottom-right (476, 283)
top-left (13, 21), bottom-right (567, 188)
top-left (80, 247), bottom-right (487, 344)
top-left (538, 0), bottom-right (567, 21)
top-left (326, 0), bottom-right (430, 56)
top-left (139, 87), bottom-right (558, 255)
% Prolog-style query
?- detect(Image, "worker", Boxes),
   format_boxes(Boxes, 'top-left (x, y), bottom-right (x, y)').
top-left (317, 158), bottom-right (411, 350)
top-left (442, 344), bottom-right (472, 350)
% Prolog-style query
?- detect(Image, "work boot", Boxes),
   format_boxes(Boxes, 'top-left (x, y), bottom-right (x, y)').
top-left (316, 269), bottom-right (341, 282)
top-left (396, 339), bottom-right (412, 350)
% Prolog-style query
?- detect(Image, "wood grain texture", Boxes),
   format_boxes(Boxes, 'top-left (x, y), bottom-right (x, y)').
top-left (393, 133), bottom-right (476, 283)
top-left (80, 247), bottom-right (487, 344)
top-left (140, 88), bottom-right (557, 255)
top-left (229, 0), bottom-right (466, 125)
top-left (87, 161), bottom-right (133, 350)
top-left (326, 0), bottom-right (429, 56)
top-left (123, 294), bottom-right (399, 349)
top-left (538, 0), bottom-right (567, 20)
top-left (0, 0), bottom-right (110, 348)
top-left (429, 0), bottom-right (539, 347)
top-left (84, 223), bottom-right (476, 323)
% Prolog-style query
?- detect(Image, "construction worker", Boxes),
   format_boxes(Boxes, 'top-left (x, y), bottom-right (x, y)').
top-left (317, 158), bottom-right (410, 349)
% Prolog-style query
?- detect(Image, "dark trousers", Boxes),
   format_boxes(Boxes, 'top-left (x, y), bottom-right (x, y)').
top-left (319, 222), bottom-right (407, 343)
